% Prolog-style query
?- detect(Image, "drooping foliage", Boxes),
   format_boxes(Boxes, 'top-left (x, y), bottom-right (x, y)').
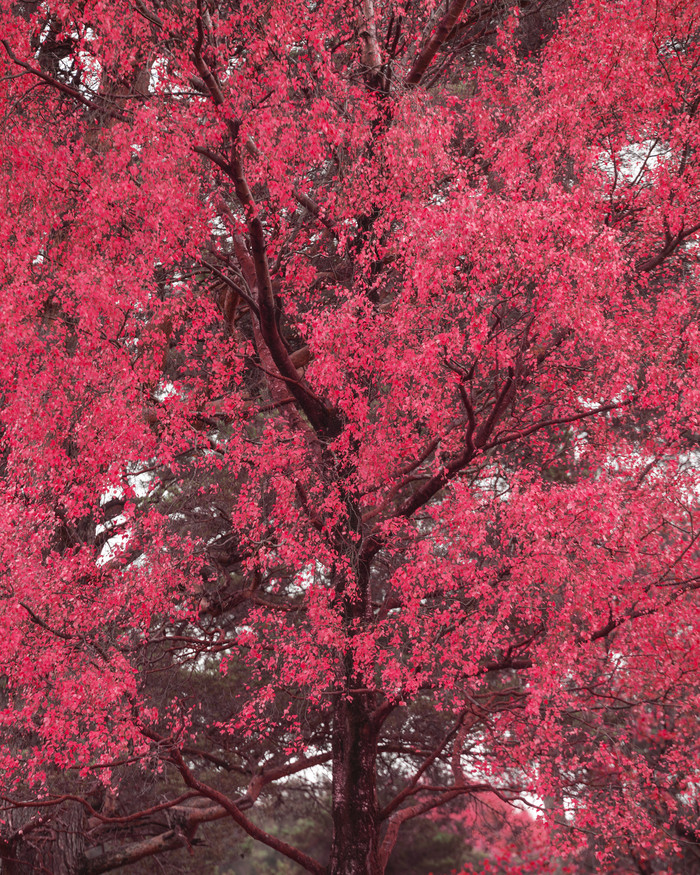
top-left (0, 0), bottom-right (699, 872)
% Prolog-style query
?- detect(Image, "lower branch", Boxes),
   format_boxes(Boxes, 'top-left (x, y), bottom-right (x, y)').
top-left (82, 830), bottom-right (191, 874)
top-left (169, 749), bottom-right (325, 875)
top-left (379, 784), bottom-right (490, 870)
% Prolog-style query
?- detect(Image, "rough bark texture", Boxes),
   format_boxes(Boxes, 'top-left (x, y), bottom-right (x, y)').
top-left (329, 550), bottom-right (381, 875)
top-left (2, 803), bottom-right (86, 875)
top-left (329, 694), bottom-right (380, 875)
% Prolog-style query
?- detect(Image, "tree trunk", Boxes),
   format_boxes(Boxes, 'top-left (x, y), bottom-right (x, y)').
top-left (326, 504), bottom-right (384, 874)
top-left (2, 801), bottom-right (86, 875)
top-left (328, 692), bottom-right (381, 875)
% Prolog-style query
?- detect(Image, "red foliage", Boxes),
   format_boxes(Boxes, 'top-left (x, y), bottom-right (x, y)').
top-left (0, 0), bottom-right (699, 872)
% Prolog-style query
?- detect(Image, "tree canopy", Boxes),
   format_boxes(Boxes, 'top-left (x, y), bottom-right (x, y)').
top-left (0, 0), bottom-right (699, 872)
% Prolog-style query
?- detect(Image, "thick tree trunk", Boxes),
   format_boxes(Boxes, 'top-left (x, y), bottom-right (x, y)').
top-left (2, 801), bottom-right (86, 875)
top-left (328, 693), bottom-right (381, 875)
top-left (328, 539), bottom-right (382, 874)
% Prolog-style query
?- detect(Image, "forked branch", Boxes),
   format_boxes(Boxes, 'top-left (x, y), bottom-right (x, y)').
top-left (169, 748), bottom-right (325, 875)
top-left (637, 221), bottom-right (700, 272)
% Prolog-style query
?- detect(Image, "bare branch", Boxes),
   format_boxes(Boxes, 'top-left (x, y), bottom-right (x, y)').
top-left (19, 602), bottom-right (73, 641)
top-left (132, 0), bottom-right (163, 28)
top-left (191, 3), bottom-right (225, 106)
top-left (379, 711), bottom-right (469, 821)
top-left (168, 748), bottom-right (325, 875)
top-left (379, 783), bottom-right (490, 869)
top-left (83, 833), bottom-right (183, 873)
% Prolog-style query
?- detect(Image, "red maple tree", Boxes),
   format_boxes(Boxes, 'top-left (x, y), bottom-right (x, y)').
top-left (0, 0), bottom-right (699, 872)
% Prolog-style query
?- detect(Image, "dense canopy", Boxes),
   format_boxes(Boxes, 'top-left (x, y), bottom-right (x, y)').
top-left (0, 0), bottom-right (699, 872)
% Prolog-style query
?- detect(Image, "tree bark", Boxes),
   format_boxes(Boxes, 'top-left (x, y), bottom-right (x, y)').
top-left (328, 692), bottom-right (381, 875)
top-left (2, 802), bottom-right (86, 875)
top-left (328, 545), bottom-right (382, 875)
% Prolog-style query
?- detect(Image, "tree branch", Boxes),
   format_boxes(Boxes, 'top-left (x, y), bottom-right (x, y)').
top-left (474, 367), bottom-right (514, 449)
top-left (168, 748), bottom-right (325, 875)
top-left (19, 602), bottom-right (73, 641)
top-left (198, 258), bottom-right (259, 315)
top-left (405, 0), bottom-right (471, 88)
top-left (226, 149), bottom-right (340, 437)
top-left (637, 221), bottom-right (700, 272)
top-left (394, 369), bottom-right (516, 519)
top-left (194, 149), bottom-right (339, 437)
top-left (1, 40), bottom-right (129, 122)
top-left (244, 137), bottom-right (337, 234)
top-left (379, 783), bottom-right (490, 869)
top-left (379, 711), bottom-right (469, 821)
top-left (484, 401), bottom-right (623, 450)
top-left (191, 2), bottom-right (225, 106)
top-left (82, 829), bottom-right (189, 874)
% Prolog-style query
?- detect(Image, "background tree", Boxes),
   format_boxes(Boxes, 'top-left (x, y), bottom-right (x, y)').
top-left (0, 0), bottom-right (699, 872)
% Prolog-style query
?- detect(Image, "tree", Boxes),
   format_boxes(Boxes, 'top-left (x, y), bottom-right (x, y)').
top-left (0, 0), bottom-right (699, 872)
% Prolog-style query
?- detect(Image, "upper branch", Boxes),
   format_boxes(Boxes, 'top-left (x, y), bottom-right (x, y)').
top-left (192, 81), bottom-right (340, 436)
top-left (224, 148), bottom-right (340, 437)
top-left (405, 0), bottom-right (471, 88)
top-left (484, 401), bottom-right (624, 450)
top-left (191, 3), bottom-right (225, 106)
top-left (395, 368), bottom-right (515, 519)
top-left (636, 221), bottom-right (700, 272)
top-left (0, 39), bottom-right (129, 121)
